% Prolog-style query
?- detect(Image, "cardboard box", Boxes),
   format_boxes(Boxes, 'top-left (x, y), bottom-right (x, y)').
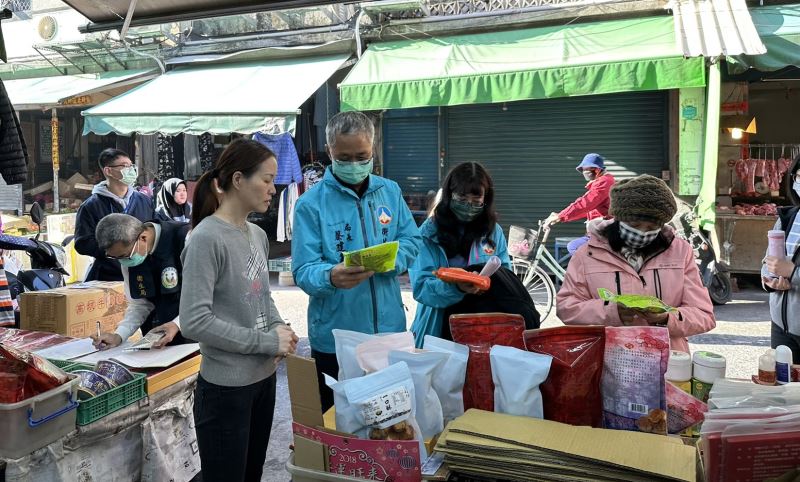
top-left (286, 355), bottom-right (423, 481)
top-left (145, 355), bottom-right (202, 395)
top-left (20, 281), bottom-right (126, 337)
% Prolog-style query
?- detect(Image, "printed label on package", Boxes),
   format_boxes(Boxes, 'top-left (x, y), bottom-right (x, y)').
top-left (360, 387), bottom-right (412, 428)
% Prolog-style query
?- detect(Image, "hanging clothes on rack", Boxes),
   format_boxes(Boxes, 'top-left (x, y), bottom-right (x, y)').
top-left (277, 183), bottom-right (300, 242)
top-left (252, 132), bottom-right (303, 185)
top-left (157, 133), bottom-right (176, 180)
top-left (302, 162), bottom-right (325, 192)
top-left (199, 133), bottom-right (215, 172)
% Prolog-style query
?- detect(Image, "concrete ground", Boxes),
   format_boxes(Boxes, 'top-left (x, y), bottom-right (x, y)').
top-left (261, 278), bottom-right (772, 481)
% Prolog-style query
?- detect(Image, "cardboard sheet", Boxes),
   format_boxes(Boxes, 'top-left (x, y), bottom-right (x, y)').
top-left (436, 409), bottom-right (696, 482)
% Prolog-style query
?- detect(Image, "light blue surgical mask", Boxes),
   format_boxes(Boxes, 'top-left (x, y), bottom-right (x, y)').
top-left (332, 159), bottom-right (373, 185)
top-left (116, 239), bottom-right (147, 268)
top-left (794, 180), bottom-right (800, 198)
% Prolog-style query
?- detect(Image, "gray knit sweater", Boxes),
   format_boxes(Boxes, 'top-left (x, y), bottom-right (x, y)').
top-left (180, 216), bottom-right (284, 386)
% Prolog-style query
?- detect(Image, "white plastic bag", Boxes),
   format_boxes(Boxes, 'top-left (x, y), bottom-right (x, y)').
top-left (490, 345), bottom-right (552, 418)
top-left (356, 331), bottom-right (415, 373)
top-left (388, 350), bottom-right (448, 439)
top-left (423, 335), bottom-right (468, 424)
top-left (333, 329), bottom-right (373, 380)
top-left (325, 362), bottom-right (427, 456)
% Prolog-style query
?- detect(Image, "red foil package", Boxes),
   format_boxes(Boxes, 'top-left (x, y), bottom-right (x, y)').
top-left (0, 358), bottom-right (28, 403)
top-left (449, 313), bottom-right (526, 412)
top-left (523, 326), bottom-right (605, 427)
top-left (0, 343), bottom-right (70, 397)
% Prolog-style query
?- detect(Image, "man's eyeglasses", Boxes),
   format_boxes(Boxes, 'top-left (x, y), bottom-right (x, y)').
top-left (107, 239), bottom-right (139, 260)
top-left (333, 158), bottom-right (372, 165)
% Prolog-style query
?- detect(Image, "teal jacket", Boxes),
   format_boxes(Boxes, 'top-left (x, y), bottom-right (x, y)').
top-left (292, 169), bottom-right (422, 353)
top-left (409, 218), bottom-right (511, 347)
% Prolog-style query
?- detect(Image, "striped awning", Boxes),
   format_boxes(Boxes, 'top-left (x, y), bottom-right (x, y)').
top-left (668, 0), bottom-right (766, 57)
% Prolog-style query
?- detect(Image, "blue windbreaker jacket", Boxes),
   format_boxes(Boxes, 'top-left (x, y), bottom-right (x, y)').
top-left (292, 169), bottom-right (422, 353)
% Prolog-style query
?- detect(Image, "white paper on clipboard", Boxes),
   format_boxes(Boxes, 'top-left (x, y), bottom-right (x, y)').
top-left (76, 343), bottom-right (199, 368)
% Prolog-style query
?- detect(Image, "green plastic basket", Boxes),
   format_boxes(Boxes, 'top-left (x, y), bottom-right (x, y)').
top-left (48, 359), bottom-right (76, 370)
top-left (66, 363), bottom-right (147, 425)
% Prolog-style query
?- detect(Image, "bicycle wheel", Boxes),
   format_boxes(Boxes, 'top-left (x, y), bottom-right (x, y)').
top-left (512, 261), bottom-right (557, 320)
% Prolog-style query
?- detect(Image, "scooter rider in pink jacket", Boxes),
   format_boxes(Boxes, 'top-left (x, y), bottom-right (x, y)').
top-left (556, 174), bottom-right (715, 353)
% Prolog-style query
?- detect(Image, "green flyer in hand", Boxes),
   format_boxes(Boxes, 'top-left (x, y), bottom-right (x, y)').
top-left (597, 288), bottom-right (677, 313)
top-left (343, 241), bottom-right (399, 273)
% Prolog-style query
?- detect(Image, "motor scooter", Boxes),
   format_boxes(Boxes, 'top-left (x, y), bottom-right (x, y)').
top-left (1, 203), bottom-right (70, 327)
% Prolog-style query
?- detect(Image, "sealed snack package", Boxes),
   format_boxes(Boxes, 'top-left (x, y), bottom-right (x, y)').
top-left (450, 313), bottom-right (526, 412)
top-left (490, 345), bottom-right (552, 418)
top-left (388, 350), bottom-right (448, 439)
top-left (597, 288), bottom-right (676, 313)
top-left (333, 329), bottom-right (375, 380)
top-left (524, 326), bottom-right (605, 427)
top-left (601, 327), bottom-right (670, 434)
top-left (325, 362), bottom-right (427, 456)
top-left (0, 343), bottom-right (70, 395)
top-left (423, 335), bottom-right (468, 424)
top-left (357, 331), bottom-right (416, 373)
top-left (666, 381), bottom-right (708, 434)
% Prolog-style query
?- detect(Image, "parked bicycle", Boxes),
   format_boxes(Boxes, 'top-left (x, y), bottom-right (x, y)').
top-left (507, 221), bottom-right (566, 320)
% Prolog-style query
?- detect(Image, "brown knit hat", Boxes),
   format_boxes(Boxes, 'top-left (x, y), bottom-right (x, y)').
top-left (609, 174), bottom-right (677, 225)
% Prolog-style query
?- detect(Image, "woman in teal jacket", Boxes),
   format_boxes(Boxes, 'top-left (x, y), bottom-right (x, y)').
top-left (410, 162), bottom-right (511, 346)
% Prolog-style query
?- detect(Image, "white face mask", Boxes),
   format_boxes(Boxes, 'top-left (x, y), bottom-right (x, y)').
top-left (794, 180), bottom-right (800, 198)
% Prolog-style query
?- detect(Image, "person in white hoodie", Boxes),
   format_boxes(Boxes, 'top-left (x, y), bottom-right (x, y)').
top-left (75, 148), bottom-right (154, 281)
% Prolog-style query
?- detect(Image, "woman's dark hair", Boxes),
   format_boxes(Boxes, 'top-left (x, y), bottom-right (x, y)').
top-left (434, 162), bottom-right (498, 259)
top-left (97, 148), bottom-right (129, 169)
top-left (192, 138), bottom-right (275, 228)
top-left (785, 154), bottom-right (800, 206)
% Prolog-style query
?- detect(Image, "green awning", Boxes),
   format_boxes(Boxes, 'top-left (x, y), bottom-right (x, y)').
top-left (83, 54), bottom-right (351, 136)
top-left (4, 70), bottom-right (154, 110)
top-left (727, 5), bottom-right (800, 73)
top-left (340, 16), bottom-right (706, 111)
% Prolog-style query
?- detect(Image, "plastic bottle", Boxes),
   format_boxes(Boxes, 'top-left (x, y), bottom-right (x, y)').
top-left (776, 345), bottom-right (792, 385)
top-left (479, 256), bottom-right (502, 277)
top-left (665, 351), bottom-right (692, 393)
top-left (767, 230), bottom-right (786, 277)
top-left (758, 349), bottom-right (776, 385)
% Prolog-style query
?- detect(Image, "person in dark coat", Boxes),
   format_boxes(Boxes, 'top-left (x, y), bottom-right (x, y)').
top-left (0, 79), bottom-right (29, 185)
top-left (75, 148), bottom-right (154, 281)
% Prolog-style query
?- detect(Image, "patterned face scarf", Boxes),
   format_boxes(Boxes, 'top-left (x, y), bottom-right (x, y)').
top-left (618, 222), bottom-right (661, 249)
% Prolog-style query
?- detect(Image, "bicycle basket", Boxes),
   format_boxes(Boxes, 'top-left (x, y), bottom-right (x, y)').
top-left (507, 225), bottom-right (539, 262)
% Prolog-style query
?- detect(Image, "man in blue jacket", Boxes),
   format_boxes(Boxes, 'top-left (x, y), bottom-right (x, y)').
top-left (75, 148), bottom-right (154, 282)
top-left (292, 111), bottom-right (422, 410)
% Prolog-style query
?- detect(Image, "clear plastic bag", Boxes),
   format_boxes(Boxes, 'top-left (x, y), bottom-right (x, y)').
top-left (356, 331), bottom-right (415, 373)
top-left (333, 329), bottom-right (375, 380)
top-left (423, 335), bottom-right (468, 424)
top-left (490, 345), bottom-right (551, 418)
top-left (665, 381), bottom-right (707, 434)
top-left (388, 350), bottom-right (448, 439)
top-left (325, 362), bottom-right (427, 456)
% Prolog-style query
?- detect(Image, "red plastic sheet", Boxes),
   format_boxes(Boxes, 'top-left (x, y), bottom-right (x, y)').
top-left (450, 313), bottom-right (525, 412)
top-left (524, 326), bottom-right (605, 427)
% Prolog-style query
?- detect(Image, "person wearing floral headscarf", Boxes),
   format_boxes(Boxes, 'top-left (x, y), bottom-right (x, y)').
top-left (155, 178), bottom-right (192, 223)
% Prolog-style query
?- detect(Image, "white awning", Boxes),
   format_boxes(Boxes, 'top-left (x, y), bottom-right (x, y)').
top-left (668, 0), bottom-right (766, 57)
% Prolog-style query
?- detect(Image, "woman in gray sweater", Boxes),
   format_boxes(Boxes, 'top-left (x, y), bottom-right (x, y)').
top-left (180, 139), bottom-right (298, 481)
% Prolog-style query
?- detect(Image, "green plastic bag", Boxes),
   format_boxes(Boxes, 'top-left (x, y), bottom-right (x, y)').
top-left (343, 241), bottom-right (399, 273)
top-left (597, 288), bottom-right (676, 313)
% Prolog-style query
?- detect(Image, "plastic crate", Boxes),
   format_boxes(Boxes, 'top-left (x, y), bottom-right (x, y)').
top-left (66, 363), bottom-right (147, 425)
top-left (48, 359), bottom-right (76, 370)
top-left (268, 257), bottom-right (292, 272)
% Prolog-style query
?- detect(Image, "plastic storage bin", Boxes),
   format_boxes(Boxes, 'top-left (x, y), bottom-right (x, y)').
top-left (66, 363), bottom-right (147, 425)
top-left (0, 377), bottom-right (80, 459)
top-left (286, 454), bottom-right (366, 482)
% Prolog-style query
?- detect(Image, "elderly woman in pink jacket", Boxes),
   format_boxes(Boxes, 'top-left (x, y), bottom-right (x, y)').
top-left (556, 174), bottom-right (715, 353)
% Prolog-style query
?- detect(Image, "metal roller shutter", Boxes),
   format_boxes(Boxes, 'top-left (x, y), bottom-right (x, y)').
top-left (445, 91), bottom-right (669, 240)
top-left (382, 107), bottom-right (440, 197)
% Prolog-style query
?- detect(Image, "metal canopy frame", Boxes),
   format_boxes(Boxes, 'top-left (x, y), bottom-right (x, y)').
top-left (31, 36), bottom-right (169, 75)
top-left (61, 0), bottom-right (354, 33)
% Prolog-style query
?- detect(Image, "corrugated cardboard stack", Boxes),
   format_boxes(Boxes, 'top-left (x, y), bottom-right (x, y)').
top-left (436, 409), bottom-right (698, 482)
